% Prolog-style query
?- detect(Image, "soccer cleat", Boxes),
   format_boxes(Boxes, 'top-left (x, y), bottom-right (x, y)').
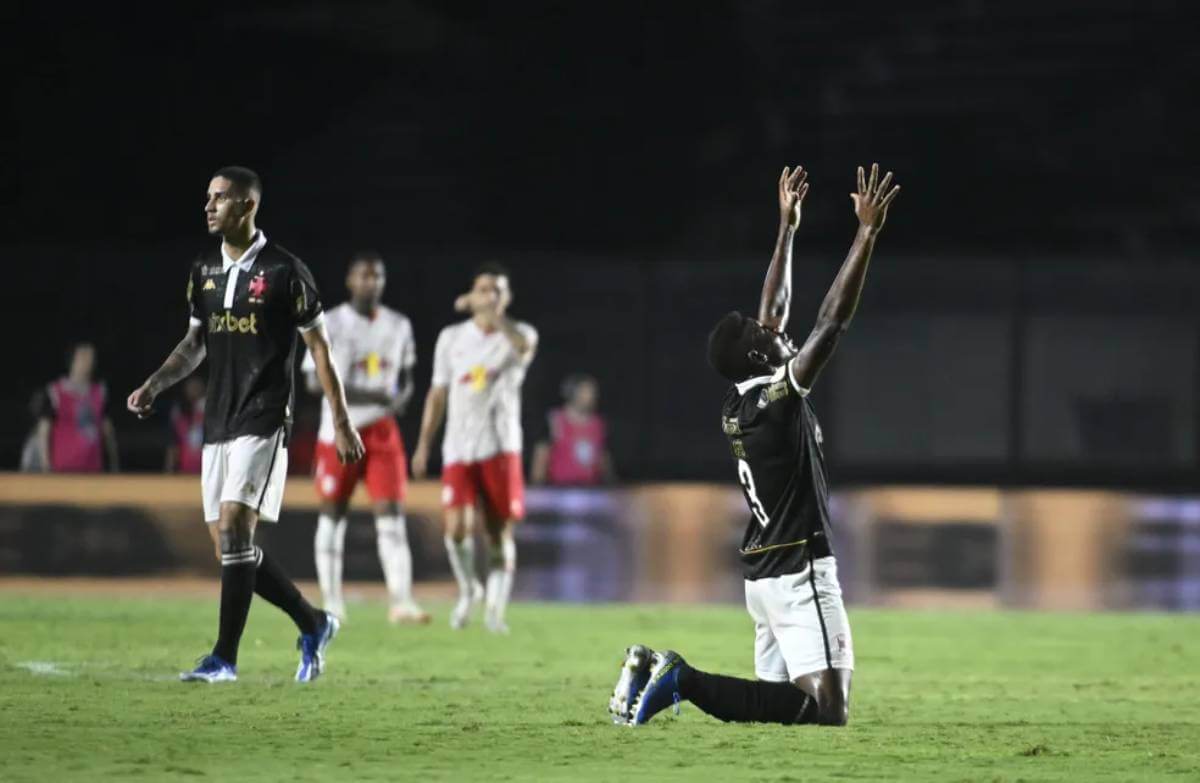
top-left (484, 609), bottom-right (509, 635)
top-left (295, 612), bottom-right (340, 683)
top-left (608, 645), bottom-right (654, 724)
top-left (388, 604), bottom-right (432, 625)
top-left (450, 580), bottom-right (486, 630)
top-left (629, 650), bottom-right (688, 726)
top-left (180, 654), bottom-right (237, 683)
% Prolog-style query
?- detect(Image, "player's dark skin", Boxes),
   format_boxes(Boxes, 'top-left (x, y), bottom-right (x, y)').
top-left (741, 163), bottom-right (899, 725)
top-left (305, 257), bottom-right (413, 522)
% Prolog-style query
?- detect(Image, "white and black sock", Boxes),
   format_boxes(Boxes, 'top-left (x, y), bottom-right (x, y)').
top-left (212, 544), bottom-right (257, 665)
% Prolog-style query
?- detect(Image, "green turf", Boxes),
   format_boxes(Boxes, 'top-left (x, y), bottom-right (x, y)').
top-left (1, 595), bottom-right (1198, 782)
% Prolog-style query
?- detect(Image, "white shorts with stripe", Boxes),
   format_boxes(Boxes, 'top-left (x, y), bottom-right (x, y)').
top-left (745, 556), bottom-right (854, 682)
top-left (201, 429), bottom-right (289, 523)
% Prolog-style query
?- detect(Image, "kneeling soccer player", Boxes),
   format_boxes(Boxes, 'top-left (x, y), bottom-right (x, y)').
top-left (611, 163), bottom-right (899, 726)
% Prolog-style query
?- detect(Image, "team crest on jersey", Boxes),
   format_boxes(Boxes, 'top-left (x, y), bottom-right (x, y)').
top-left (459, 364), bottom-right (493, 391)
top-left (247, 273), bottom-right (268, 304)
top-left (722, 417), bottom-right (742, 436)
top-left (355, 352), bottom-right (390, 378)
top-left (203, 279), bottom-right (217, 291)
top-left (814, 422), bottom-right (824, 446)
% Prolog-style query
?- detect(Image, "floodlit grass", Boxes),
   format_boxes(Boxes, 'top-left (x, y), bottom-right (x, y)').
top-left (1, 594), bottom-right (1198, 781)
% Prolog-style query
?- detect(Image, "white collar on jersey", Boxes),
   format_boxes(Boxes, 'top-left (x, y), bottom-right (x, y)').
top-left (734, 364), bottom-right (788, 395)
top-left (221, 230), bottom-right (268, 273)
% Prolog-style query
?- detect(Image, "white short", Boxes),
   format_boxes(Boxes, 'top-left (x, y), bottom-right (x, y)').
top-left (201, 429), bottom-right (289, 523)
top-left (745, 556), bottom-right (854, 682)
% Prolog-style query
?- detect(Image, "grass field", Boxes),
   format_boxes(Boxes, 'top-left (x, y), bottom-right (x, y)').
top-left (1, 593), bottom-right (1198, 782)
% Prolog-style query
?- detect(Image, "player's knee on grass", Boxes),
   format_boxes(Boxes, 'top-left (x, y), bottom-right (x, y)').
top-left (793, 669), bottom-right (851, 726)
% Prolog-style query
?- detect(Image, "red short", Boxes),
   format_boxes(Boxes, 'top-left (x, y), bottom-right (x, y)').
top-left (314, 417), bottom-right (408, 504)
top-left (442, 452), bottom-right (525, 521)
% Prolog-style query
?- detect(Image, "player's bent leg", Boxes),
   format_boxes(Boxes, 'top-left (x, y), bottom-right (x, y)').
top-left (482, 515), bottom-right (516, 634)
top-left (792, 668), bottom-right (852, 726)
top-left (376, 500), bottom-right (429, 624)
top-left (315, 500), bottom-right (349, 620)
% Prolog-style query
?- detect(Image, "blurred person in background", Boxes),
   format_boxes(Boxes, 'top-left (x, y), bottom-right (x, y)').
top-left (36, 342), bottom-right (120, 472)
top-left (612, 163), bottom-right (898, 729)
top-left (531, 373), bottom-right (614, 486)
top-left (164, 375), bottom-right (206, 474)
top-left (412, 263), bottom-right (538, 633)
top-left (303, 251), bottom-right (427, 624)
top-left (19, 389), bottom-right (50, 471)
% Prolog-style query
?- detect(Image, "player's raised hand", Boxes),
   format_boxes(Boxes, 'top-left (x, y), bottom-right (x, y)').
top-left (126, 384), bottom-right (156, 419)
top-left (779, 165), bottom-right (810, 229)
top-left (851, 163), bottom-right (900, 232)
top-left (334, 422), bottom-right (365, 464)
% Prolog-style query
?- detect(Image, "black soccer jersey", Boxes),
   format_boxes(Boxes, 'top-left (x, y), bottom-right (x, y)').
top-left (186, 233), bottom-right (323, 444)
top-left (721, 363), bottom-right (834, 580)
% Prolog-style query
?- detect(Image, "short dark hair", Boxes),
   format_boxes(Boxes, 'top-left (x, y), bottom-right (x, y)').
top-left (212, 166), bottom-right (262, 198)
top-left (707, 311), bottom-right (757, 381)
top-left (473, 261), bottom-right (510, 285)
top-left (349, 249), bottom-right (384, 269)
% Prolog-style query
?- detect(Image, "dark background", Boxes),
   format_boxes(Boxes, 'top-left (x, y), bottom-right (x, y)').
top-left (6, 0), bottom-right (1198, 485)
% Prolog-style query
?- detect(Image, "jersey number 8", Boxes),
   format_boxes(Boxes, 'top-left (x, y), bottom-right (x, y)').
top-left (737, 458), bottom-right (770, 527)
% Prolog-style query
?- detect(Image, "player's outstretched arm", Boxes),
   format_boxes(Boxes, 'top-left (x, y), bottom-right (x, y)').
top-left (758, 165), bottom-right (809, 331)
top-left (302, 324), bottom-right (365, 464)
top-left (788, 163), bottom-right (899, 391)
top-left (411, 385), bottom-right (447, 478)
top-left (127, 324), bottom-right (206, 418)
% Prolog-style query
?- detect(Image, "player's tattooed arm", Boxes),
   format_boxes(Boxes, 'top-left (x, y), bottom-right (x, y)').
top-left (411, 385), bottom-right (448, 479)
top-left (758, 165), bottom-right (809, 331)
top-left (303, 323), bottom-right (366, 464)
top-left (789, 163), bottom-right (900, 391)
top-left (127, 323), bottom-right (206, 418)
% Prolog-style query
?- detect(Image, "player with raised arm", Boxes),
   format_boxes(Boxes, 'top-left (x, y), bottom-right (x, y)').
top-left (303, 251), bottom-right (429, 624)
top-left (127, 166), bottom-right (364, 683)
top-left (610, 163), bottom-right (899, 727)
top-left (411, 264), bottom-right (537, 633)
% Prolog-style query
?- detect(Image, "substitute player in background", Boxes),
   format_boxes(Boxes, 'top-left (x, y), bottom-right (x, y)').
top-left (611, 163), bottom-right (899, 727)
top-left (412, 264), bottom-right (537, 633)
top-left (303, 251), bottom-right (429, 624)
top-left (128, 166), bottom-right (364, 683)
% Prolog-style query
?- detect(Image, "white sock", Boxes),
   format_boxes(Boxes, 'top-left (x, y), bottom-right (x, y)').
top-left (315, 514), bottom-right (347, 609)
top-left (444, 535), bottom-right (475, 601)
top-left (485, 534), bottom-right (516, 620)
top-left (376, 514), bottom-right (414, 608)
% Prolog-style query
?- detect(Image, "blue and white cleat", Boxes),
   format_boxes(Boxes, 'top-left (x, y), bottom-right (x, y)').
top-left (295, 611), bottom-right (340, 683)
top-left (608, 645), bottom-right (654, 725)
top-left (180, 654), bottom-right (237, 683)
top-left (629, 650), bottom-right (688, 725)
